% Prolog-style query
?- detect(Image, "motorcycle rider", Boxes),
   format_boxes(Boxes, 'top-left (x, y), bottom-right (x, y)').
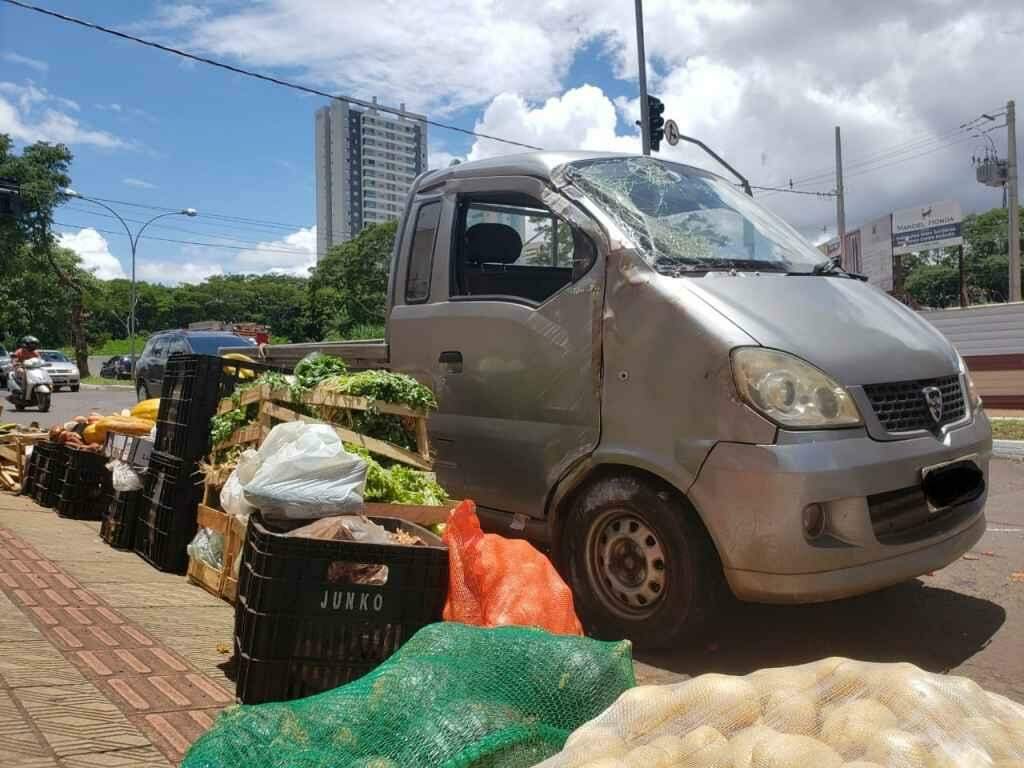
top-left (10, 335), bottom-right (40, 397)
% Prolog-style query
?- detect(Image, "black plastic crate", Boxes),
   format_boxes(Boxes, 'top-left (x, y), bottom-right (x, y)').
top-left (233, 513), bottom-right (448, 704)
top-left (101, 490), bottom-right (140, 549)
top-left (155, 354), bottom-right (282, 462)
top-left (133, 451), bottom-right (204, 573)
top-left (20, 443), bottom-right (43, 497)
top-left (234, 652), bottom-right (381, 707)
top-left (32, 443), bottom-right (69, 508)
top-left (57, 448), bottom-right (111, 521)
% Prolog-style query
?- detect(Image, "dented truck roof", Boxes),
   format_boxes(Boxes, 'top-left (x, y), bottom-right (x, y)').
top-left (413, 150), bottom-right (715, 193)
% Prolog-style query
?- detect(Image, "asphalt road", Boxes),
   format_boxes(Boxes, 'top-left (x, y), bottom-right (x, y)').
top-left (638, 458), bottom-right (1024, 701)
top-left (0, 385), bottom-right (137, 428)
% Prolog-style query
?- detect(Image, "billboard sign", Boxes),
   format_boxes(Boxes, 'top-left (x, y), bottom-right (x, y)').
top-left (860, 214), bottom-right (894, 291)
top-left (892, 200), bottom-right (963, 255)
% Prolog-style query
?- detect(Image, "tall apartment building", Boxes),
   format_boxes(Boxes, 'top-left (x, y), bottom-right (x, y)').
top-left (315, 98), bottom-right (428, 260)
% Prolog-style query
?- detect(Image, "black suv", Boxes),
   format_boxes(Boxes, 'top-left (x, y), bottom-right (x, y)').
top-left (134, 330), bottom-right (256, 400)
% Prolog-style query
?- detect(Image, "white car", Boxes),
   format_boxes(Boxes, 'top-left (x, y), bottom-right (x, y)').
top-left (40, 350), bottom-right (80, 392)
top-left (0, 344), bottom-right (10, 388)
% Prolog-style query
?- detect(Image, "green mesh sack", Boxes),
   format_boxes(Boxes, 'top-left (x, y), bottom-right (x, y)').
top-left (183, 623), bottom-right (635, 768)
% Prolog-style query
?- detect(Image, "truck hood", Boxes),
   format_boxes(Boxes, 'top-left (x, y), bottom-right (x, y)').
top-left (680, 273), bottom-right (959, 385)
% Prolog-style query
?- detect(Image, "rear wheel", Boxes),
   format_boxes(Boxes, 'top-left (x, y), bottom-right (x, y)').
top-left (36, 393), bottom-right (51, 413)
top-left (560, 472), bottom-right (721, 649)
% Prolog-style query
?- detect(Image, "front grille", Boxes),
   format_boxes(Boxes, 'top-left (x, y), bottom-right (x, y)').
top-left (868, 484), bottom-right (979, 544)
top-left (863, 375), bottom-right (965, 433)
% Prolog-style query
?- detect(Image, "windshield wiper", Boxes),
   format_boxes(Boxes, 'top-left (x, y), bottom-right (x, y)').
top-left (790, 256), bottom-right (868, 281)
top-left (654, 257), bottom-right (789, 277)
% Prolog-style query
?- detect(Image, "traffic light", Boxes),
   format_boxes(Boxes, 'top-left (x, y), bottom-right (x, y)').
top-left (647, 95), bottom-right (665, 151)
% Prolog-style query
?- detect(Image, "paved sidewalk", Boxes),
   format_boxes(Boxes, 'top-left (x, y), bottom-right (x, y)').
top-left (0, 493), bottom-right (236, 767)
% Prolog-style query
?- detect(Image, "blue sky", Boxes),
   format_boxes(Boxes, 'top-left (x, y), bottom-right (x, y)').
top-left (2, 1), bottom-right (1020, 282)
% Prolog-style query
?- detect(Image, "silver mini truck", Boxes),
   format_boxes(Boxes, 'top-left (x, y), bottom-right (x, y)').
top-left (228, 152), bottom-right (991, 647)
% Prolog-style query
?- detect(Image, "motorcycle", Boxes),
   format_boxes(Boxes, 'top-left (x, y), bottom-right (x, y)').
top-left (7, 357), bottom-right (53, 412)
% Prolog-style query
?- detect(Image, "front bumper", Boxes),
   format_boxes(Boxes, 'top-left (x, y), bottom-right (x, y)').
top-left (49, 374), bottom-right (79, 386)
top-left (688, 413), bottom-right (992, 604)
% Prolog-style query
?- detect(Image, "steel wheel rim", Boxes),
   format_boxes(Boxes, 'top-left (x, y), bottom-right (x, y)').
top-left (586, 507), bottom-right (667, 618)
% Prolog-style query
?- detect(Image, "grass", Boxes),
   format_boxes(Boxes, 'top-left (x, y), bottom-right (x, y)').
top-left (61, 337), bottom-right (150, 358)
top-left (80, 375), bottom-right (132, 387)
top-left (991, 418), bottom-right (1024, 441)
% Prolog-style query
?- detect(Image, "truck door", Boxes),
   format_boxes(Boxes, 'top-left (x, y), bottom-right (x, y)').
top-left (389, 177), bottom-right (603, 520)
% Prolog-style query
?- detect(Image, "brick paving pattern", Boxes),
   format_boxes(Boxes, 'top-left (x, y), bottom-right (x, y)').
top-left (0, 496), bottom-right (238, 767)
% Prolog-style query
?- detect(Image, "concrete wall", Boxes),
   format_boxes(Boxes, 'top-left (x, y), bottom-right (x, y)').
top-left (920, 302), bottom-right (1024, 409)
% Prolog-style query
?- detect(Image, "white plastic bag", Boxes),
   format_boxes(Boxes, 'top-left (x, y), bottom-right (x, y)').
top-left (107, 459), bottom-right (143, 492)
top-left (240, 422), bottom-right (368, 522)
top-left (219, 468), bottom-right (255, 520)
top-left (187, 528), bottom-right (224, 570)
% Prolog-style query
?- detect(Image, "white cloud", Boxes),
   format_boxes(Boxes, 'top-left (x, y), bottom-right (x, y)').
top-left (467, 85), bottom-right (637, 163)
top-left (428, 148), bottom-right (462, 170)
top-left (96, 103), bottom-right (123, 113)
top-left (2, 52), bottom-right (48, 73)
top-left (57, 228), bottom-right (127, 279)
top-left (123, 177), bottom-right (157, 189)
top-left (173, 1), bottom-right (581, 113)
top-left (0, 81), bottom-right (128, 149)
top-left (136, 260), bottom-right (224, 285)
top-left (231, 226), bottom-right (317, 277)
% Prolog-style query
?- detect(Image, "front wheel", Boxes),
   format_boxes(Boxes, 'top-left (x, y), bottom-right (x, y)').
top-left (36, 393), bottom-right (51, 412)
top-left (70, 385), bottom-right (79, 392)
top-left (560, 473), bottom-right (721, 649)
top-left (137, 381), bottom-right (149, 401)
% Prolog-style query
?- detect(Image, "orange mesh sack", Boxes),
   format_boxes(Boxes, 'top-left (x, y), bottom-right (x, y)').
top-left (443, 500), bottom-right (583, 635)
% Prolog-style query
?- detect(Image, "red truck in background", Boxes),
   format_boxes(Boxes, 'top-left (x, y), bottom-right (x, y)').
top-left (187, 321), bottom-right (269, 345)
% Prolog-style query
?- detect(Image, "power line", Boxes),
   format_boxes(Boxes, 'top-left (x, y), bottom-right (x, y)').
top-left (63, 205), bottom-right (309, 248)
top-left (749, 185), bottom-right (835, 198)
top-left (2, 0), bottom-right (543, 151)
top-left (758, 130), bottom-right (977, 200)
top-left (55, 220), bottom-right (322, 259)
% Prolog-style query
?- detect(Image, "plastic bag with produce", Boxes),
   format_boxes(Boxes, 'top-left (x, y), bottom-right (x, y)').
top-left (443, 499), bottom-right (583, 636)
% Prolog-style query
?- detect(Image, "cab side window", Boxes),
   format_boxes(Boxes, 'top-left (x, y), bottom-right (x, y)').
top-left (451, 196), bottom-right (595, 304)
top-left (167, 336), bottom-right (190, 357)
top-left (147, 336), bottom-right (166, 359)
top-left (405, 201), bottom-right (441, 304)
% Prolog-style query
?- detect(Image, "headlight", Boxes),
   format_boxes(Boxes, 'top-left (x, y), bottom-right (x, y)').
top-left (731, 348), bottom-right (862, 428)
top-left (956, 352), bottom-right (982, 412)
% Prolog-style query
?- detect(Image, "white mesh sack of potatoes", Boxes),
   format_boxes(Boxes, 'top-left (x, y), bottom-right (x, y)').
top-left (535, 658), bottom-right (1024, 768)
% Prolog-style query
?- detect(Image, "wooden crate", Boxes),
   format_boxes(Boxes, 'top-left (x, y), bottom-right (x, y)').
top-left (0, 432), bottom-right (48, 493)
top-left (186, 503), bottom-right (248, 604)
top-left (216, 383), bottom-right (433, 470)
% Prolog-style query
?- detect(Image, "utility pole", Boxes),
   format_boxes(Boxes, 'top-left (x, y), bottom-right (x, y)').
top-left (635, 0), bottom-right (650, 156)
top-left (1008, 99), bottom-right (1020, 302)
top-left (835, 126), bottom-right (846, 267)
top-left (958, 244), bottom-right (967, 308)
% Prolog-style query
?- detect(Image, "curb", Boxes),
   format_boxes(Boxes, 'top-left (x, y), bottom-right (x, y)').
top-left (993, 439), bottom-right (1024, 459)
top-left (80, 384), bottom-right (134, 392)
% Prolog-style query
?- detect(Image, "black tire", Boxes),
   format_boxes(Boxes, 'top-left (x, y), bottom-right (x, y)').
top-left (137, 381), bottom-right (149, 401)
top-left (560, 472), bottom-right (721, 649)
top-left (36, 393), bottom-right (50, 413)
top-left (70, 385), bottom-right (79, 392)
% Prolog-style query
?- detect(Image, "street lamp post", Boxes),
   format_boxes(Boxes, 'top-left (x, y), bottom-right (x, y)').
top-left (62, 189), bottom-right (196, 376)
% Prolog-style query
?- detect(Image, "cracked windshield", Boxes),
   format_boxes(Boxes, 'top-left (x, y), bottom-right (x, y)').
top-left (565, 157), bottom-right (827, 275)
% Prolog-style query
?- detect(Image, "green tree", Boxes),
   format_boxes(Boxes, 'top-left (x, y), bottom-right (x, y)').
top-left (904, 206), bottom-right (1024, 308)
top-left (307, 221), bottom-right (396, 338)
top-left (0, 136), bottom-right (97, 374)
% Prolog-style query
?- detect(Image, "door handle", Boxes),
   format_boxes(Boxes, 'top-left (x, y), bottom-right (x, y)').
top-left (439, 350), bottom-right (463, 374)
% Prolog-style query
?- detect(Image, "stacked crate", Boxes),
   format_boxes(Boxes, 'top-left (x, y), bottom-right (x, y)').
top-left (134, 354), bottom-right (276, 573)
top-left (31, 443), bottom-right (69, 508)
top-left (100, 433), bottom-right (153, 550)
top-left (56, 447), bottom-right (111, 521)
